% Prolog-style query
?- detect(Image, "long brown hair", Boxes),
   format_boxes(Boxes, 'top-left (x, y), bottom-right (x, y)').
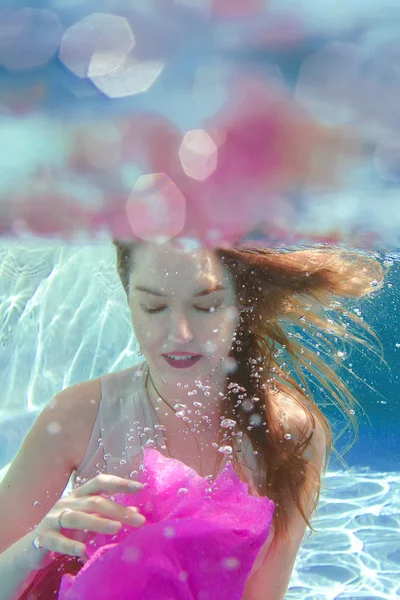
top-left (113, 241), bottom-right (385, 541)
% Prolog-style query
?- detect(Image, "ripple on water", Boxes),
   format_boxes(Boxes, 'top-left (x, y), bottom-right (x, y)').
top-left (286, 469), bottom-right (400, 600)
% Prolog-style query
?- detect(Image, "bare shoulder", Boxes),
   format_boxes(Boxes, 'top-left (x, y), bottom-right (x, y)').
top-left (50, 376), bottom-right (101, 411)
top-left (271, 389), bottom-right (327, 465)
top-left (5, 375), bottom-right (102, 474)
top-left (0, 377), bottom-right (102, 553)
top-left (40, 377), bottom-right (102, 470)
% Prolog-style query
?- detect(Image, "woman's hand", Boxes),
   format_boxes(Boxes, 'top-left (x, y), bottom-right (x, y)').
top-left (31, 475), bottom-right (146, 560)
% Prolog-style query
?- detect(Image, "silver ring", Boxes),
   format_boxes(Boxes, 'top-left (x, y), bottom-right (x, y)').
top-left (58, 508), bottom-right (72, 530)
top-left (32, 535), bottom-right (44, 550)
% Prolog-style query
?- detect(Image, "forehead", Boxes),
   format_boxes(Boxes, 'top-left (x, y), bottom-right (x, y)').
top-left (129, 243), bottom-right (232, 294)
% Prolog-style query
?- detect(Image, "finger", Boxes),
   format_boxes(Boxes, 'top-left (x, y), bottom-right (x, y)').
top-left (73, 474), bottom-right (143, 498)
top-left (41, 530), bottom-right (87, 559)
top-left (58, 506), bottom-right (145, 533)
top-left (75, 495), bottom-right (146, 527)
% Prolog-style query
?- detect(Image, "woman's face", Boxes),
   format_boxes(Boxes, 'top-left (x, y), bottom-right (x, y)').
top-left (128, 242), bottom-right (238, 386)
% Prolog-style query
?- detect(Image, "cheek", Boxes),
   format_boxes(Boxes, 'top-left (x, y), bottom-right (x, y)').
top-left (131, 316), bottom-right (165, 350)
top-left (200, 312), bottom-right (238, 355)
top-left (217, 307), bottom-right (239, 339)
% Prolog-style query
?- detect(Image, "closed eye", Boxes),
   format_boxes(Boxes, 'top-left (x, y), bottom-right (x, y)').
top-left (141, 305), bottom-right (166, 314)
top-left (192, 304), bottom-right (221, 313)
top-left (140, 304), bottom-right (221, 314)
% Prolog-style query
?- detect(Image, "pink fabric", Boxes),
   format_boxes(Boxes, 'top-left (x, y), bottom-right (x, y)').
top-left (59, 449), bottom-right (274, 600)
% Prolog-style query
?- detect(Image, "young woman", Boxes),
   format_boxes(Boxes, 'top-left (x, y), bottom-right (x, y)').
top-left (0, 240), bottom-right (384, 600)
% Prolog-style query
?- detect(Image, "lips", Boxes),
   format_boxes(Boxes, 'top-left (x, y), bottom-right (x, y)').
top-left (162, 353), bottom-right (202, 369)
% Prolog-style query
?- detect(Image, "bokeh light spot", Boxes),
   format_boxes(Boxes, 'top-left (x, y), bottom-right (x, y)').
top-left (0, 8), bottom-right (62, 71)
top-left (126, 173), bottom-right (186, 241)
top-left (60, 13), bottom-right (135, 79)
top-left (179, 129), bottom-right (218, 181)
top-left (90, 56), bottom-right (164, 98)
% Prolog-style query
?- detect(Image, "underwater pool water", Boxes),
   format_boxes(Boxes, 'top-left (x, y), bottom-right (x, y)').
top-left (0, 242), bottom-right (398, 599)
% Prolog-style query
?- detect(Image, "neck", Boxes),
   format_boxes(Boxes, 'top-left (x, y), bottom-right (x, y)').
top-left (145, 363), bottom-right (225, 430)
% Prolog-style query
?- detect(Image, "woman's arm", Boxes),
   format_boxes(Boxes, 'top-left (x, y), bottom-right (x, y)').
top-left (242, 410), bottom-right (327, 600)
top-left (241, 506), bottom-right (310, 600)
top-left (0, 529), bottom-right (53, 599)
top-left (0, 378), bottom-right (101, 599)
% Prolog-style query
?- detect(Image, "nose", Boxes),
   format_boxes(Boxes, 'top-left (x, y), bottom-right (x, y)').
top-left (168, 310), bottom-right (194, 345)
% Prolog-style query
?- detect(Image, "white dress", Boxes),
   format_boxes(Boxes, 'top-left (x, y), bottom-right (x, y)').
top-left (70, 361), bottom-right (275, 576)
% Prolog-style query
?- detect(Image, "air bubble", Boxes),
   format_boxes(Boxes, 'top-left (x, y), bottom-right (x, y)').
top-left (284, 433), bottom-right (292, 440)
top-left (218, 445), bottom-right (233, 455)
top-left (249, 414), bottom-right (263, 427)
top-left (241, 399), bottom-right (254, 412)
top-left (204, 340), bottom-right (217, 353)
top-left (222, 357), bottom-right (237, 374)
top-left (154, 424), bottom-right (166, 431)
top-left (163, 526), bottom-right (175, 538)
top-left (221, 418), bottom-right (236, 429)
top-left (222, 556), bottom-right (240, 570)
top-left (144, 439), bottom-right (156, 448)
top-left (47, 421), bottom-right (61, 435)
top-left (177, 488), bottom-right (188, 496)
top-left (122, 546), bottom-right (140, 563)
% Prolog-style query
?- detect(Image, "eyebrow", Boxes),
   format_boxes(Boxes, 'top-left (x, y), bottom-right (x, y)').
top-left (134, 284), bottom-right (226, 297)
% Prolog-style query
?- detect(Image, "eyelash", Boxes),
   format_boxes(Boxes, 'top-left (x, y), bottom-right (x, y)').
top-left (141, 304), bottom-right (221, 314)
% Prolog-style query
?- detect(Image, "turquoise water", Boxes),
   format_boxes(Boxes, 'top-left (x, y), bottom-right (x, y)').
top-left (1, 1), bottom-right (400, 597)
top-left (0, 241), bottom-right (398, 598)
